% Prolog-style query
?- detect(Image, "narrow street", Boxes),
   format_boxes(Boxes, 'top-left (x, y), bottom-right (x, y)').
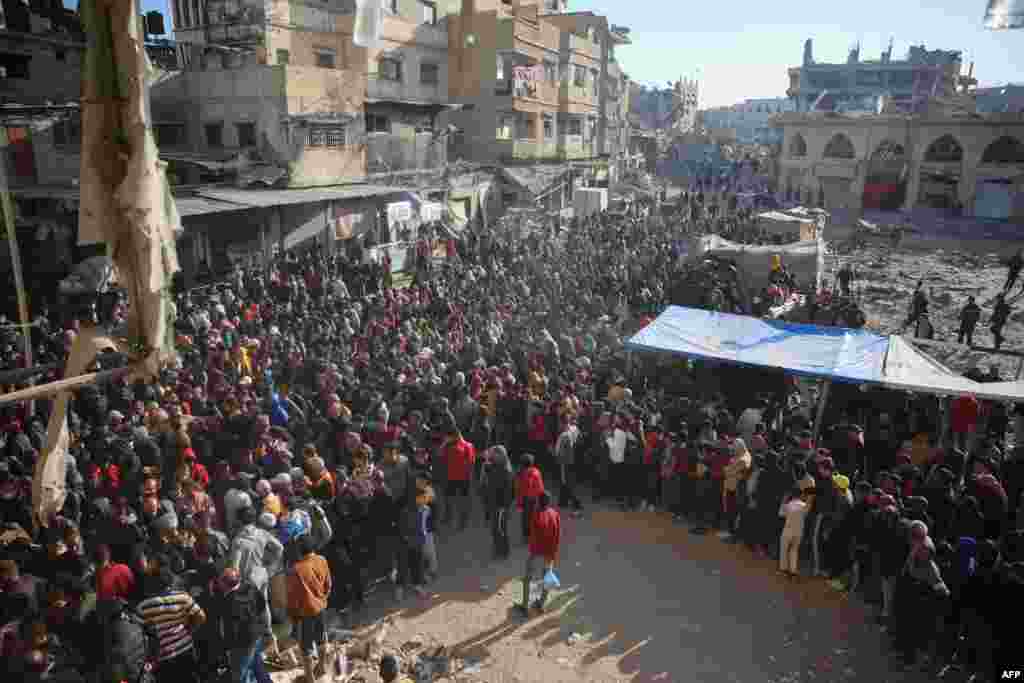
top-left (276, 501), bottom-right (931, 683)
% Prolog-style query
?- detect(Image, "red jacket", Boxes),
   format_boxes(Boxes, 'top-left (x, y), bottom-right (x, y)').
top-left (950, 395), bottom-right (980, 434)
top-left (528, 506), bottom-right (561, 561)
top-left (516, 466), bottom-right (545, 509)
top-left (445, 437), bottom-right (477, 482)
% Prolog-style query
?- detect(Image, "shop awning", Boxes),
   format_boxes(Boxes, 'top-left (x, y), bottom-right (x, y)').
top-left (175, 196), bottom-right (252, 218)
top-left (196, 184), bottom-right (414, 208)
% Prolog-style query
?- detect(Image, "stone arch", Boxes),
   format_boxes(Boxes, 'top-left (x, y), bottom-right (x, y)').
top-left (823, 133), bottom-right (855, 159)
top-left (980, 135), bottom-right (1024, 165)
top-left (789, 133), bottom-right (807, 158)
top-left (923, 134), bottom-right (963, 163)
top-left (863, 140), bottom-right (907, 210)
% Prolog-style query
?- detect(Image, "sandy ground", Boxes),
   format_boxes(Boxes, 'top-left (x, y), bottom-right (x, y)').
top-left (835, 239), bottom-right (1024, 378)
top-left (269, 500), bottom-right (932, 683)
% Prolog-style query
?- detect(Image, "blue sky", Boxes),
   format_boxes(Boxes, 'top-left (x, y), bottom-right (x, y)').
top-left (120, 0), bottom-right (1021, 108)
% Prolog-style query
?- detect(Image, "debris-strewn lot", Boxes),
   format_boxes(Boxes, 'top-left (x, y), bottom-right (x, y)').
top-left (272, 506), bottom-right (933, 683)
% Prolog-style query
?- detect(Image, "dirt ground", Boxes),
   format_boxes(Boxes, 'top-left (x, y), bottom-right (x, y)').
top-left (270, 500), bottom-right (932, 683)
top-left (837, 239), bottom-right (1024, 377)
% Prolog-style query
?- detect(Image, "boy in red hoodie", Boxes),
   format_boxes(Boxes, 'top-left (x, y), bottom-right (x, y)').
top-left (516, 454), bottom-right (545, 544)
top-left (517, 491), bottom-right (560, 616)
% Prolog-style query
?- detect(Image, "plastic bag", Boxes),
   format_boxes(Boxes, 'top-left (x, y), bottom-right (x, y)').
top-left (543, 568), bottom-right (560, 590)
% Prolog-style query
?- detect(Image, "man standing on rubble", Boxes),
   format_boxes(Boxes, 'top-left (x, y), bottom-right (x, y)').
top-left (958, 296), bottom-right (982, 346)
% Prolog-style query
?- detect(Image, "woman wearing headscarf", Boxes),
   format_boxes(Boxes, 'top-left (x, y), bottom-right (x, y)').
top-left (891, 520), bottom-right (949, 670)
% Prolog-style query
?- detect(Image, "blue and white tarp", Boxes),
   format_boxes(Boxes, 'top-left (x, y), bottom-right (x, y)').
top-left (627, 306), bottom-right (888, 382)
top-left (627, 306), bottom-right (1024, 400)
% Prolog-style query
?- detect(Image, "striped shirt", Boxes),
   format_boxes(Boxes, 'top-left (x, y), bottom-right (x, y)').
top-left (137, 590), bottom-right (204, 661)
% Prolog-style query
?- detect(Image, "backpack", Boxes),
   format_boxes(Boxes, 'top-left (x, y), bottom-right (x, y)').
top-left (218, 583), bottom-right (266, 650)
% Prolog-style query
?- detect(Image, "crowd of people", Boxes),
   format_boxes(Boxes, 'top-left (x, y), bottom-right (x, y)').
top-left (0, 195), bottom-right (1020, 683)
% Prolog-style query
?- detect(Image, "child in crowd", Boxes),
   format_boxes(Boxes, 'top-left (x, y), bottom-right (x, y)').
top-left (516, 454), bottom-right (545, 544)
top-left (779, 485), bottom-right (809, 578)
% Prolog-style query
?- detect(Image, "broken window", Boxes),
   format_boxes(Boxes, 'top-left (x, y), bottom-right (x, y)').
top-left (567, 117), bottom-right (582, 136)
top-left (366, 114), bottom-right (390, 134)
top-left (420, 63), bottom-right (439, 85)
top-left (205, 123), bottom-right (224, 148)
top-left (379, 57), bottom-right (402, 81)
top-left (236, 123), bottom-right (257, 147)
top-left (543, 114), bottom-right (554, 139)
top-left (51, 116), bottom-right (82, 148)
top-left (315, 49), bottom-right (336, 69)
top-left (0, 53), bottom-right (31, 79)
top-left (154, 123), bottom-right (187, 147)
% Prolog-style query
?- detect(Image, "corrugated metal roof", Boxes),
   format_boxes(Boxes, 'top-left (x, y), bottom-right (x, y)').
top-left (176, 196), bottom-right (253, 218)
top-left (501, 165), bottom-right (568, 196)
top-left (196, 184), bottom-right (413, 208)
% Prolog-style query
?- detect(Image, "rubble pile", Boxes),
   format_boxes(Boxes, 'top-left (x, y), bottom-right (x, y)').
top-left (840, 243), bottom-right (1024, 376)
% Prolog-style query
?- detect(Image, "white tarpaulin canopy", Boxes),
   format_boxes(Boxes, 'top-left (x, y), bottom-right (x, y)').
top-left (627, 306), bottom-right (1024, 401)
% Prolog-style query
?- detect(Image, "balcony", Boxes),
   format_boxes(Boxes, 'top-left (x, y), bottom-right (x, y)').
top-left (496, 78), bottom-right (559, 104)
top-left (503, 139), bottom-right (560, 160)
top-left (560, 81), bottom-right (598, 112)
top-left (367, 73), bottom-right (444, 104)
top-left (568, 33), bottom-right (599, 60)
top-left (559, 137), bottom-right (596, 160)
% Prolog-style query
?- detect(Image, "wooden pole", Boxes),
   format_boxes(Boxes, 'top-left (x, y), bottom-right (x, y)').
top-left (0, 128), bottom-right (35, 416)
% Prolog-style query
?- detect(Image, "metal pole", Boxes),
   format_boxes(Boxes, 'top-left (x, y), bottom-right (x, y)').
top-left (811, 378), bottom-right (831, 446)
top-left (0, 128), bottom-right (35, 416)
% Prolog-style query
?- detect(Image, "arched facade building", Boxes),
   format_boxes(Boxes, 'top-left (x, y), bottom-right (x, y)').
top-left (775, 113), bottom-right (1024, 219)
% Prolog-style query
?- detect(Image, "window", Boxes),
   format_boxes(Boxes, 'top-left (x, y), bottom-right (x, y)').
top-left (236, 122), bottom-right (257, 147)
top-left (276, 49), bottom-right (290, 65)
top-left (573, 65), bottom-right (585, 88)
top-left (567, 117), bottom-right (582, 136)
top-left (366, 114), bottom-right (390, 134)
top-left (420, 63), bottom-right (439, 85)
top-left (590, 68), bottom-right (598, 97)
top-left (51, 116), bottom-right (82, 147)
top-left (55, 49), bottom-right (66, 62)
top-left (518, 114), bottom-right (536, 140)
top-left (420, 0), bottom-right (437, 24)
top-left (543, 59), bottom-right (556, 82)
top-left (497, 115), bottom-right (513, 140)
top-left (543, 114), bottom-right (554, 139)
top-left (154, 123), bottom-right (187, 147)
top-left (0, 53), bottom-right (31, 79)
top-left (496, 54), bottom-right (505, 80)
top-left (173, 0), bottom-right (182, 28)
top-left (205, 123), bottom-right (224, 148)
top-left (379, 57), bottom-right (402, 81)
top-left (307, 125), bottom-right (346, 147)
top-left (389, 0), bottom-right (398, 12)
top-left (315, 49), bottom-right (336, 69)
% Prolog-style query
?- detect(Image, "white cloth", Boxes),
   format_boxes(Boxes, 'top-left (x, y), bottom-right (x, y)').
top-left (608, 429), bottom-right (627, 464)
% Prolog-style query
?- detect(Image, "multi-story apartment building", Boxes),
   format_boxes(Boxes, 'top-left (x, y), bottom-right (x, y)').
top-left (446, 0), bottom-right (630, 179)
top-left (158, 0), bottom-right (457, 186)
top-left (787, 39), bottom-right (966, 113)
